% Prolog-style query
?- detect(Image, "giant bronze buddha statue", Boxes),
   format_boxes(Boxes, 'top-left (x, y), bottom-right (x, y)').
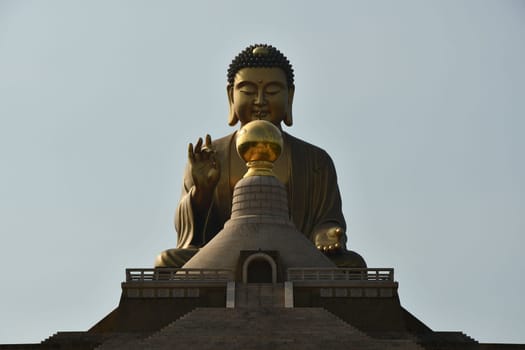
top-left (156, 44), bottom-right (366, 268)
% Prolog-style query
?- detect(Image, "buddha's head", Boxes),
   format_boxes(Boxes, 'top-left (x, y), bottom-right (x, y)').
top-left (227, 44), bottom-right (295, 128)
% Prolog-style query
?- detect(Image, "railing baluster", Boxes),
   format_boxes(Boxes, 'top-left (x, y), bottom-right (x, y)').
top-left (124, 268), bottom-right (397, 283)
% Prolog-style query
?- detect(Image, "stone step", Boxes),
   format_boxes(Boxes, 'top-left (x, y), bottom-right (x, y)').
top-left (422, 331), bottom-right (478, 343)
top-left (93, 333), bottom-right (151, 350)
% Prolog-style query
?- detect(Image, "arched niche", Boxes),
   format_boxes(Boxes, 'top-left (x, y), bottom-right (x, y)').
top-left (242, 253), bottom-right (277, 284)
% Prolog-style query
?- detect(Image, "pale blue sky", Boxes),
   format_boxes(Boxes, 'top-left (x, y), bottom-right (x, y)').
top-left (0, 0), bottom-right (524, 344)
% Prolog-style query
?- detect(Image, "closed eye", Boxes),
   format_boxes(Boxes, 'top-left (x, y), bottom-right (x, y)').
top-left (236, 81), bottom-right (257, 95)
top-left (240, 89), bottom-right (256, 95)
top-left (265, 83), bottom-right (283, 95)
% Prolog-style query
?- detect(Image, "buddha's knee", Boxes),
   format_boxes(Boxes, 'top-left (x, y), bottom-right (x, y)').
top-left (154, 248), bottom-right (199, 268)
top-left (329, 249), bottom-right (367, 268)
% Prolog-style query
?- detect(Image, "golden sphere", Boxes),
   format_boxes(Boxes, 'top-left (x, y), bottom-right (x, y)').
top-left (236, 120), bottom-right (283, 163)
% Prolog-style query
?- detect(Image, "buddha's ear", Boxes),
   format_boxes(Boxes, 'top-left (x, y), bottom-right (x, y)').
top-left (284, 87), bottom-right (295, 126)
top-left (227, 85), bottom-right (238, 126)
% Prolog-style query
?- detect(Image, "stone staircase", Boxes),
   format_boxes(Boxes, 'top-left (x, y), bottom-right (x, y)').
top-left (93, 333), bottom-right (150, 350)
top-left (367, 331), bottom-right (479, 349)
top-left (41, 331), bottom-right (113, 350)
top-left (415, 331), bottom-right (479, 350)
top-left (37, 331), bottom-right (150, 350)
top-left (97, 307), bottom-right (425, 350)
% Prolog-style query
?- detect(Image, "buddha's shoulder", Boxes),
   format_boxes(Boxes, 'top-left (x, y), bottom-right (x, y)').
top-left (211, 132), bottom-right (236, 150)
top-left (284, 132), bottom-right (331, 159)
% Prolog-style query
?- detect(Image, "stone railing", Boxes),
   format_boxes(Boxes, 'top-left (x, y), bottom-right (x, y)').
top-left (126, 268), bottom-right (234, 282)
top-left (287, 268), bottom-right (394, 282)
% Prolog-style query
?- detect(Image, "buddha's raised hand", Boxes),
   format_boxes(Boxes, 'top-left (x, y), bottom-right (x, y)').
top-left (188, 134), bottom-right (220, 208)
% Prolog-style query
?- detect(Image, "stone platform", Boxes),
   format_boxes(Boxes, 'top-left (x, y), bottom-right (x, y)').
top-left (2, 268), bottom-right (524, 349)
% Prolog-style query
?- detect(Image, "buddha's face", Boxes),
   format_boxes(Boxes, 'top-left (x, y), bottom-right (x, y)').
top-left (228, 67), bottom-right (293, 127)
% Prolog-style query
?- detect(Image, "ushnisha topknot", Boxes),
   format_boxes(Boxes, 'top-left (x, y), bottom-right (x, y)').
top-left (227, 44), bottom-right (295, 88)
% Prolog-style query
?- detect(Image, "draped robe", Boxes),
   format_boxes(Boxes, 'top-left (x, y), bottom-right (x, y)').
top-left (175, 131), bottom-right (348, 249)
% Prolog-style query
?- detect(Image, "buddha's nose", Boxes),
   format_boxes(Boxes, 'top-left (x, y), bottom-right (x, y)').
top-left (254, 90), bottom-right (266, 105)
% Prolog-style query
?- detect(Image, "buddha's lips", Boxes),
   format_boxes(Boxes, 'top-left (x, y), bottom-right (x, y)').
top-left (253, 111), bottom-right (269, 118)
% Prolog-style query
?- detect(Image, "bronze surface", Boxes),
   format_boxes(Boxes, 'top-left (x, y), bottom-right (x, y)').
top-left (155, 44), bottom-right (366, 268)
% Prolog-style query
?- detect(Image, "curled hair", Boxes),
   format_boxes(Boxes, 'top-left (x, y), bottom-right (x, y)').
top-left (227, 44), bottom-right (295, 88)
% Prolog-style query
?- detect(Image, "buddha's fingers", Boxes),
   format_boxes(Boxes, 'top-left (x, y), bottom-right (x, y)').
top-left (194, 137), bottom-right (204, 160)
top-left (196, 137), bottom-right (203, 150)
top-left (188, 143), bottom-right (195, 162)
top-left (328, 227), bottom-right (343, 240)
top-left (205, 134), bottom-right (213, 149)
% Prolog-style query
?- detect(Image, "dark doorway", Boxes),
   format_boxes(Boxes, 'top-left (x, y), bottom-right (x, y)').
top-left (247, 258), bottom-right (273, 283)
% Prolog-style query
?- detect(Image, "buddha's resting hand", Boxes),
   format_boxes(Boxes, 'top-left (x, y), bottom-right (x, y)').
top-left (314, 226), bottom-right (344, 253)
top-left (188, 134), bottom-right (220, 209)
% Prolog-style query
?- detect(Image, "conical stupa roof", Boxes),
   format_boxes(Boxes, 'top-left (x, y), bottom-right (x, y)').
top-left (182, 175), bottom-right (335, 271)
